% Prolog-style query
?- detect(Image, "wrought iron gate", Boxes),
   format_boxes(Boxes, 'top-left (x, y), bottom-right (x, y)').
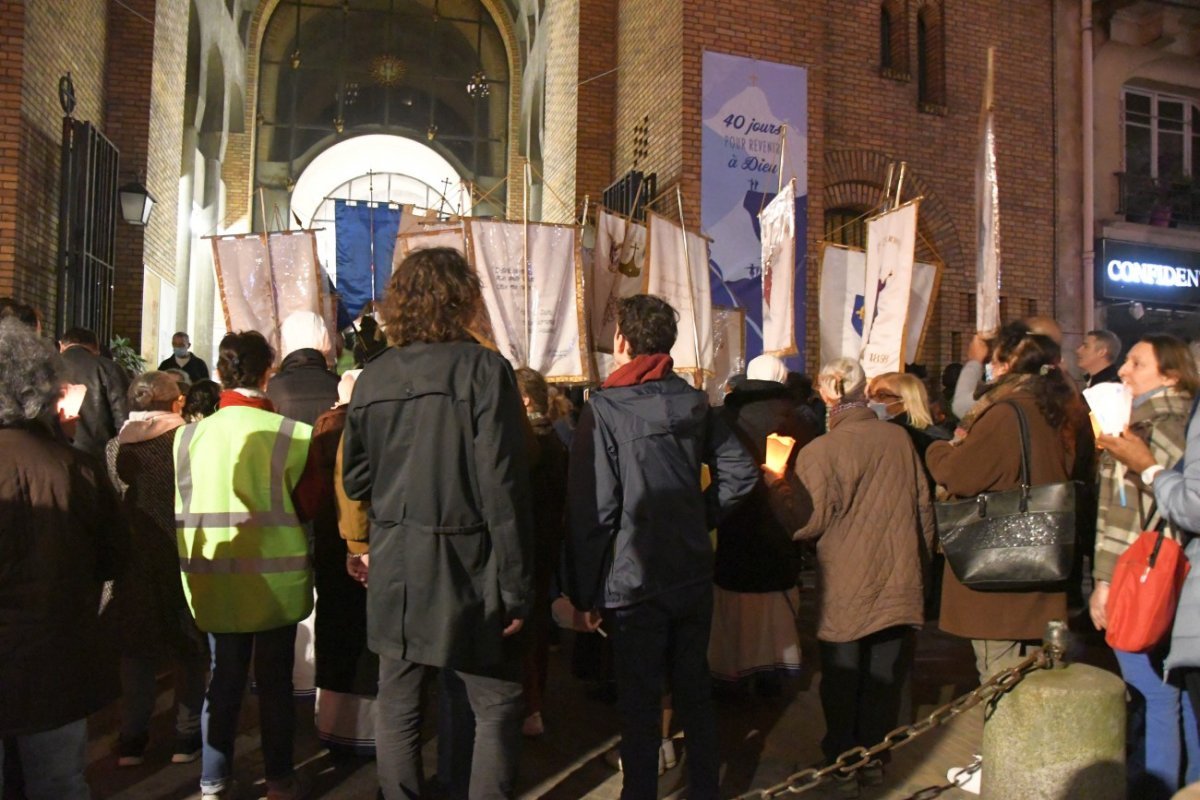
top-left (56, 118), bottom-right (119, 341)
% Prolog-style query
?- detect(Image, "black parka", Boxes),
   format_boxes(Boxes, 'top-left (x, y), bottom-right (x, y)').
top-left (714, 380), bottom-right (818, 593)
top-left (566, 374), bottom-right (759, 610)
top-left (342, 341), bottom-right (533, 673)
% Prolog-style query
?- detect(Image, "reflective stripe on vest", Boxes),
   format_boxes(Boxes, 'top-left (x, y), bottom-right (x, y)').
top-left (175, 417), bottom-right (305, 576)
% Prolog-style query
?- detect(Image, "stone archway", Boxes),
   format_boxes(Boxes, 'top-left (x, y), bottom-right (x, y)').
top-left (223, 0), bottom-right (524, 232)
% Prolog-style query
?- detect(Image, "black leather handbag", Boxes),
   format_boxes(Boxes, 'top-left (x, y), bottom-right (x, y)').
top-left (935, 400), bottom-right (1077, 592)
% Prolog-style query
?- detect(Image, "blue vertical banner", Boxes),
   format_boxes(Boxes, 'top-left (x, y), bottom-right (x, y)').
top-left (334, 200), bottom-right (402, 319)
top-left (702, 51), bottom-right (808, 371)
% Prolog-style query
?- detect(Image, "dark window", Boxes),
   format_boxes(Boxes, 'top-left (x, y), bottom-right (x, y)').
top-left (825, 206), bottom-right (869, 250)
top-left (881, 7), bottom-right (893, 70)
top-left (916, 14), bottom-right (928, 102)
top-left (915, 4), bottom-right (945, 110)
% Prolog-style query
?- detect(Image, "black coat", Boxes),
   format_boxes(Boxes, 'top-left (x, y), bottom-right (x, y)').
top-left (566, 374), bottom-right (759, 610)
top-left (342, 342), bottom-right (534, 673)
top-left (714, 381), bottom-right (818, 593)
top-left (0, 423), bottom-right (127, 736)
top-left (267, 348), bottom-right (340, 426)
top-left (157, 353), bottom-right (210, 382)
top-left (60, 346), bottom-right (129, 459)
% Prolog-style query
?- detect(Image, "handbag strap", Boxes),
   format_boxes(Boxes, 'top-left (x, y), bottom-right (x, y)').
top-left (1000, 400), bottom-right (1033, 497)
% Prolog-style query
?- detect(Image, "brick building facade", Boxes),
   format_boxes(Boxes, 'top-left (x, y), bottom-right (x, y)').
top-left (0, 0), bottom-right (1093, 376)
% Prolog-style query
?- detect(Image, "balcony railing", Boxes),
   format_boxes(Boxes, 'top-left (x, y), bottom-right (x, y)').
top-left (1117, 172), bottom-right (1200, 229)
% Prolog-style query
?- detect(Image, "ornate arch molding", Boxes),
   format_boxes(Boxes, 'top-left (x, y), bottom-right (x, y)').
top-left (823, 148), bottom-right (963, 269)
top-left (232, 0), bottom-right (524, 225)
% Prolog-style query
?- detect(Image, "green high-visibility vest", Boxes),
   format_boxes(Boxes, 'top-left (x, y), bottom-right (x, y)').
top-left (174, 406), bottom-right (314, 633)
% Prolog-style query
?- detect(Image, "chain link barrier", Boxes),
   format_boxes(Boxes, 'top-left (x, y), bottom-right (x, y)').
top-left (734, 648), bottom-right (1054, 799)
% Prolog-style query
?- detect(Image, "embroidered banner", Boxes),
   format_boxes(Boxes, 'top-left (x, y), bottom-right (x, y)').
top-left (644, 211), bottom-right (713, 378)
top-left (759, 180), bottom-right (797, 357)
top-left (588, 209), bottom-right (647, 353)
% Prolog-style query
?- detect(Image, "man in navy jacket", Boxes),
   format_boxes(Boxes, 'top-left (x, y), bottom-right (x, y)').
top-left (566, 294), bottom-right (758, 799)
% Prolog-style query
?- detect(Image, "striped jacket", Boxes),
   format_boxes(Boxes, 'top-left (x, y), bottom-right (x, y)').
top-left (1094, 388), bottom-right (1191, 583)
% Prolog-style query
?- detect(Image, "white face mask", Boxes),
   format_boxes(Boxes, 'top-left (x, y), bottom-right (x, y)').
top-left (868, 402), bottom-right (893, 420)
top-left (984, 363), bottom-right (995, 383)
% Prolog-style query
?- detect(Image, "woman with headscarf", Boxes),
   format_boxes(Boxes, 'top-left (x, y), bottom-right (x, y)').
top-left (764, 358), bottom-right (934, 793)
top-left (112, 371), bottom-right (208, 767)
top-left (710, 354), bottom-right (817, 696)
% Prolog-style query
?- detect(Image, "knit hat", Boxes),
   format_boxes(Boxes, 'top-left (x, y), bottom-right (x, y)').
top-left (746, 354), bottom-right (788, 384)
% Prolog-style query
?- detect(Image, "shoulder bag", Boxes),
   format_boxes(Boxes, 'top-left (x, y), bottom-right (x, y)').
top-left (935, 400), bottom-right (1077, 591)
top-left (1105, 501), bottom-right (1191, 653)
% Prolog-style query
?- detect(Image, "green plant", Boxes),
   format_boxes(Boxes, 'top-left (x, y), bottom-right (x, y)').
top-left (109, 336), bottom-right (146, 377)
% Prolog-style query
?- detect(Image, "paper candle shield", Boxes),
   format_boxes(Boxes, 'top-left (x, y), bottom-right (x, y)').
top-left (765, 433), bottom-right (796, 474)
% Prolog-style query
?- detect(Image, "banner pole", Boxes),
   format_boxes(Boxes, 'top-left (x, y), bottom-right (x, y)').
top-left (882, 162), bottom-right (895, 209)
top-left (777, 123), bottom-right (788, 196)
top-left (676, 186), bottom-right (704, 388)
top-left (894, 162), bottom-right (907, 210)
top-left (523, 160), bottom-right (532, 367)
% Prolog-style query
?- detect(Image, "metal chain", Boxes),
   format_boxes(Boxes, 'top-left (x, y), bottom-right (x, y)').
top-left (734, 651), bottom-right (1050, 799)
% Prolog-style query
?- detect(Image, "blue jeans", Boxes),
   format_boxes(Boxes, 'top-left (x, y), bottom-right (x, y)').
top-left (0, 718), bottom-right (90, 800)
top-left (1115, 647), bottom-right (1200, 798)
top-left (200, 625), bottom-right (297, 794)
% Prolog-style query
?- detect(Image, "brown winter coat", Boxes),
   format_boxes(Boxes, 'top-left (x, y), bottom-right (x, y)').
top-left (0, 423), bottom-right (127, 736)
top-left (926, 392), bottom-right (1071, 641)
top-left (769, 406), bottom-right (935, 643)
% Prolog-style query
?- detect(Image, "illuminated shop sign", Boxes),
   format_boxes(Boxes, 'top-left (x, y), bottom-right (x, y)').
top-left (1098, 239), bottom-right (1200, 308)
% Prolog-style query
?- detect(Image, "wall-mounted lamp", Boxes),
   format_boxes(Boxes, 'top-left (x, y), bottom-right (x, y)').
top-left (118, 180), bottom-right (156, 226)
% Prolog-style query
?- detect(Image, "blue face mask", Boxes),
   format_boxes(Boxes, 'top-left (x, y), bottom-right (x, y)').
top-left (868, 402), bottom-right (893, 420)
top-left (173, 347), bottom-right (189, 359)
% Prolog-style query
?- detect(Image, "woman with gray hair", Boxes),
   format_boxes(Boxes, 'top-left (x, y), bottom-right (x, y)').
top-left (110, 370), bottom-right (208, 767)
top-left (764, 358), bottom-right (934, 796)
top-left (0, 319), bottom-right (126, 800)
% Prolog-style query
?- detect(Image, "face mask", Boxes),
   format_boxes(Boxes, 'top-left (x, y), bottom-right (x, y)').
top-left (173, 347), bottom-right (189, 359)
top-left (868, 402), bottom-right (893, 420)
top-left (984, 363), bottom-right (995, 383)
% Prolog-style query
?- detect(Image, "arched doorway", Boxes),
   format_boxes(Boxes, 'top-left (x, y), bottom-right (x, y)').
top-left (254, 0), bottom-right (512, 224)
top-left (290, 133), bottom-right (468, 285)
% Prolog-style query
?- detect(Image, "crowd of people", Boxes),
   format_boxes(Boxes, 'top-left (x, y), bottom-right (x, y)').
top-left (6, 256), bottom-right (1200, 800)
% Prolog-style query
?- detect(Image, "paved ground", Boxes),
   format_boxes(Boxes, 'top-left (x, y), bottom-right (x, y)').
top-left (35, 585), bottom-right (1118, 799)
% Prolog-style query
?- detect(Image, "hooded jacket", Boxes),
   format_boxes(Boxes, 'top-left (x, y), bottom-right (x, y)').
top-left (267, 348), bottom-right (340, 426)
top-left (566, 372), bottom-right (759, 610)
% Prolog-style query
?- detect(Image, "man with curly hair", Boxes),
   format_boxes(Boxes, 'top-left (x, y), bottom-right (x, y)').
top-left (343, 247), bottom-right (533, 799)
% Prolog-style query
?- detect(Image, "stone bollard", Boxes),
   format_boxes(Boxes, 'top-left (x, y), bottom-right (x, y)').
top-left (981, 659), bottom-right (1126, 799)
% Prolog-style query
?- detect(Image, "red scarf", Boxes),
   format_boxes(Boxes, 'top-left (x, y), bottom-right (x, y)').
top-left (218, 390), bottom-right (276, 412)
top-left (603, 354), bottom-right (674, 389)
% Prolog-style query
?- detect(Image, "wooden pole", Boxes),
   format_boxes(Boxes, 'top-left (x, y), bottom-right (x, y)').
top-left (777, 123), bottom-right (788, 195)
top-left (675, 186), bottom-right (704, 388)
top-left (894, 162), bottom-right (907, 210)
top-left (882, 162), bottom-right (895, 209)
top-left (522, 160), bottom-right (532, 367)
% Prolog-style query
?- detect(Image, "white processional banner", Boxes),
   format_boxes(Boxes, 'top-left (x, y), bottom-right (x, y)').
top-left (644, 212), bottom-right (714, 377)
top-left (976, 51), bottom-right (1002, 337)
top-left (709, 306), bottom-right (747, 405)
top-left (394, 223), bottom-right (467, 264)
top-left (589, 209), bottom-right (647, 353)
top-left (860, 200), bottom-right (919, 378)
top-left (820, 243), bottom-right (938, 367)
top-left (211, 230), bottom-right (326, 365)
top-left (818, 244), bottom-right (866, 367)
top-left (759, 180), bottom-right (797, 357)
top-left (469, 219), bottom-right (589, 382)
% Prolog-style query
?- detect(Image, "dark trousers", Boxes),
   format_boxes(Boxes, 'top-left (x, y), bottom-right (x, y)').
top-left (606, 582), bottom-right (719, 800)
top-left (376, 654), bottom-right (523, 800)
top-left (201, 624), bottom-right (297, 792)
top-left (817, 626), bottom-right (914, 764)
